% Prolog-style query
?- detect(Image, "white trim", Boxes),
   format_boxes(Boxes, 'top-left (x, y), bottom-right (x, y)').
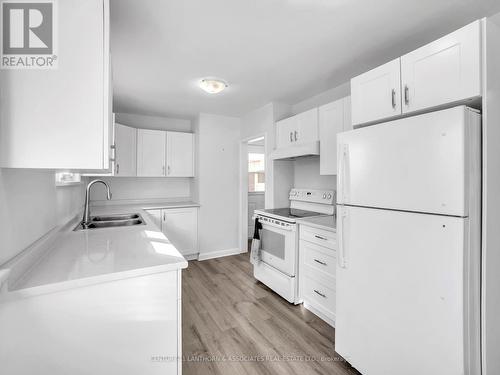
top-left (303, 301), bottom-right (336, 328)
top-left (197, 248), bottom-right (245, 261)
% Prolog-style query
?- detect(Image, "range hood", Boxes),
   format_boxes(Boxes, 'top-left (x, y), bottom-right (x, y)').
top-left (270, 141), bottom-right (320, 160)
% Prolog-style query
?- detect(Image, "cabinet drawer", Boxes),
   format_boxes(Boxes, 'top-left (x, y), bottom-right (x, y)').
top-left (301, 240), bottom-right (336, 279)
top-left (303, 275), bottom-right (336, 315)
top-left (300, 225), bottom-right (336, 249)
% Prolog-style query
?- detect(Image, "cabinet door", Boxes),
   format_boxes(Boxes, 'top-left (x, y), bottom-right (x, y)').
top-left (136, 129), bottom-right (166, 177)
top-left (166, 132), bottom-right (194, 177)
top-left (319, 99), bottom-right (344, 175)
top-left (115, 123), bottom-right (137, 176)
top-left (401, 20), bottom-right (481, 114)
top-left (295, 108), bottom-right (319, 144)
top-left (351, 58), bottom-right (402, 126)
top-left (146, 209), bottom-right (162, 230)
top-left (276, 117), bottom-right (296, 149)
top-left (0, 0), bottom-right (111, 170)
top-left (162, 208), bottom-right (198, 256)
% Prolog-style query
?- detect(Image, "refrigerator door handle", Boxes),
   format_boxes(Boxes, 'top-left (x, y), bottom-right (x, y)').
top-left (338, 144), bottom-right (349, 203)
top-left (338, 207), bottom-right (347, 269)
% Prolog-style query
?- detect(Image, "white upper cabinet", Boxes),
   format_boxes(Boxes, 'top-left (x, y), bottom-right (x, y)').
top-left (137, 129), bottom-right (166, 177)
top-left (319, 96), bottom-right (351, 175)
top-left (352, 20), bottom-right (483, 126)
top-left (276, 117), bottom-right (296, 148)
top-left (295, 108), bottom-right (319, 144)
top-left (401, 20), bottom-right (482, 114)
top-left (114, 123), bottom-right (137, 176)
top-left (276, 108), bottom-right (319, 149)
top-left (351, 58), bottom-right (402, 126)
top-left (0, 0), bottom-right (111, 170)
top-left (166, 132), bottom-right (194, 177)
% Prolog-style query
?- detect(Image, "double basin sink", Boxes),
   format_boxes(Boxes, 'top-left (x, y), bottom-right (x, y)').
top-left (74, 213), bottom-right (145, 231)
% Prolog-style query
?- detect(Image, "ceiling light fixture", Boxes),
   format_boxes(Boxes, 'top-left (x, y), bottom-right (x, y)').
top-left (199, 78), bottom-right (228, 94)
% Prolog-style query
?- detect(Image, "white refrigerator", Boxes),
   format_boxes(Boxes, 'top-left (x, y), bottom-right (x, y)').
top-left (335, 106), bottom-right (481, 375)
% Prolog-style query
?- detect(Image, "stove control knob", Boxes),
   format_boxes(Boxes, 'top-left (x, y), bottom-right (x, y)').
top-left (327, 193), bottom-right (332, 199)
top-left (323, 193), bottom-right (327, 199)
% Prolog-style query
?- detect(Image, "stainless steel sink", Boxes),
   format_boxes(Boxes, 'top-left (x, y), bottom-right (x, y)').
top-left (91, 213), bottom-right (141, 222)
top-left (74, 213), bottom-right (145, 231)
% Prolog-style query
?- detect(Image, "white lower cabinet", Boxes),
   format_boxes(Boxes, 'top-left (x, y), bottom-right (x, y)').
top-left (147, 207), bottom-right (198, 258)
top-left (146, 209), bottom-right (163, 229)
top-left (299, 224), bottom-right (337, 326)
top-left (162, 208), bottom-right (198, 258)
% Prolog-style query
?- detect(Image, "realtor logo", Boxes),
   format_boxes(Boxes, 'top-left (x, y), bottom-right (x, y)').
top-left (1, 0), bottom-right (57, 69)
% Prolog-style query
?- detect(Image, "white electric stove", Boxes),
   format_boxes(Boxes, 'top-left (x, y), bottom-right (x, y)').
top-left (253, 188), bottom-right (335, 303)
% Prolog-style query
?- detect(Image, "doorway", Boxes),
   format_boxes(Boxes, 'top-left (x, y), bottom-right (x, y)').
top-left (239, 135), bottom-right (266, 252)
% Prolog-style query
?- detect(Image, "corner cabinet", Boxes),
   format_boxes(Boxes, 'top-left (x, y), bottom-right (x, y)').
top-left (351, 20), bottom-right (482, 126)
top-left (146, 207), bottom-right (199, 259)
top-left (319, 96), bottom-right (351, 175)
top-left (162, 208), bottom-right (198, 258)
top-left (0, 0), bottom-right (112, 170)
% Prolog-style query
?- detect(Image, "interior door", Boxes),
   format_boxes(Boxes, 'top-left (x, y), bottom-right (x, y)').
top-left (260, 223), bottom-right (296, 277)
top-left (335, 205), bottom-right (477, 375)
top-left (337, 106), bottom-right (480, 216)
top-left (401, 20), bottom-right (481, 114)
top-left (136, 129), bottom-right (166, 177)
top-left (351, 58), bottom-right (402, 126)
top-left (115, 123), bottom-right (137, 176)
top-left (166, 132), bottom-right (194, 177)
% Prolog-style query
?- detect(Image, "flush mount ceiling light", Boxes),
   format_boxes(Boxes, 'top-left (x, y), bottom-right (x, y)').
top-left (199, 78), bottom-right (228, 94)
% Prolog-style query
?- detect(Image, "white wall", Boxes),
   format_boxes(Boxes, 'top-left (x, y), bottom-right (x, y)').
top-left (293, 157), bottom-right (336, 191)
top-left (89, 177), bottom-right (191, 203)
top-left (194, 113), bottom-right (241, 256)
top-left (482, 12), bottom-right (500, 375)
top-left (291, 82), bottom-right (350, 115)
top-left (115, 113), bottom-right (192, 132)
top-left (0, 169), bottom-right (85, 265)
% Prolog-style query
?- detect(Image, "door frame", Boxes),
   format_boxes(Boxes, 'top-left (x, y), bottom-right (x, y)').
top-left (239, 133), bottom-right (267, 253)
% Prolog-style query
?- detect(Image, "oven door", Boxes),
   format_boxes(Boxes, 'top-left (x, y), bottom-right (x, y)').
top-left (259, 221), bottom-right (297, 277)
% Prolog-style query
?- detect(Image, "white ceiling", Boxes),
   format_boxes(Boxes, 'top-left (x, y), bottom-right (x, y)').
top-left (110, 0), bottom-right (500, 119)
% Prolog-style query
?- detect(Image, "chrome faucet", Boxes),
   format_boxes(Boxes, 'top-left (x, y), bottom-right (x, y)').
top-left (82, 179), bottom-right (112, 228)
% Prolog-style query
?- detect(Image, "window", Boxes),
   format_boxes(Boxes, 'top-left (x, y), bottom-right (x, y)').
top-left (248, 153), bottom-right (265, 192)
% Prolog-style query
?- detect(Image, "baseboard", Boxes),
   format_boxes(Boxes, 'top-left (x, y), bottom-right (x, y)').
top-left (198, 248), bottom-right (246, 261)
top-left (303, 301), bottom-right (336, 328)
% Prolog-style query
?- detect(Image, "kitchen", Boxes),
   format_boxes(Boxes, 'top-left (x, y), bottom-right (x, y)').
top-left (1, 1), bottom-right (500, 375)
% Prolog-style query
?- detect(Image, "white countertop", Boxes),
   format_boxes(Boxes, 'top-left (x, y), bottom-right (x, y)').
top-left (5, 202), bottom-right (196, 295)
top-left (296, 215), bottom-right (336, 232)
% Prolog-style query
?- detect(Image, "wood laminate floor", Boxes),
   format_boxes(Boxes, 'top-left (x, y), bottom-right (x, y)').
top-left (182, 253), bottom-right (360, 375)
